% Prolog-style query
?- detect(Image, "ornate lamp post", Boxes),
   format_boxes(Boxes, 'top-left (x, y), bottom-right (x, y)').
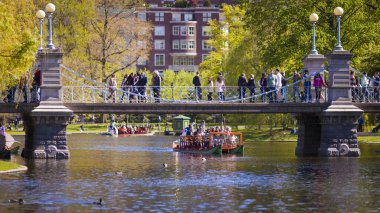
top-left (45, 3), bottom-right (56, 49)
top-left (309, 13), bottom-right (319, 55)
top-left (334, 7), bottom-right (344, 51)
top-left (36, 10), bottom-right (46, 50)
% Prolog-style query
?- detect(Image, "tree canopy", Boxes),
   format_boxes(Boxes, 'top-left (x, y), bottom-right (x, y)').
top-left (0, 0), bottom-right (152, 91)
top-left (243, 0), bottom-right (380, 73)
top-left (0, 0), bottom-right (38, 90)
top-left (202, 1), bottom-right (380, 82)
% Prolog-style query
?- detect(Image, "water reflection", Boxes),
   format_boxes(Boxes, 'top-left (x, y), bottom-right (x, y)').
top-left (0, 135), bottom-right (379, 212)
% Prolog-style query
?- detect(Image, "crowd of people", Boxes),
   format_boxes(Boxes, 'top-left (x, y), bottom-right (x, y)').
top-left (350, 71), bottom-right (380, 102)
top-left (107, 70), bottom-right (161, 103)
top-left (177, 121), bottom-right (239, 149)
top-left (2, 68), bottom-right (41, 103)
top-left (103, 69), bottom-right (330, 103)
top-left (2, 68), bottom-right (380, 104)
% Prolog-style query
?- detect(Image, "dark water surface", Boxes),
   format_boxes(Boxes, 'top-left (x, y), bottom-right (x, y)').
top-left (1, 134), bottom-right (380, 212)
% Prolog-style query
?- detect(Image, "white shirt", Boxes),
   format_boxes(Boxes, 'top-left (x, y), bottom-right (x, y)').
top-left (216, 81), bottom-right (225, 92)
top-left (275, 73), bottom-right (282, 88)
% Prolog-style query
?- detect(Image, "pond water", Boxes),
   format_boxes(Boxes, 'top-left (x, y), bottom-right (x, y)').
top-left (1, 134), bottom-right (380, 212)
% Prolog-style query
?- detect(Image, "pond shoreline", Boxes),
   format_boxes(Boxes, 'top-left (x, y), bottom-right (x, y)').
top-left (0, 165), bottom-right (27, 174)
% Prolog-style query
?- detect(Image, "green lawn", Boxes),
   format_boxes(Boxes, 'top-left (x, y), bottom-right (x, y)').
top-left (0, 161), bottom-right (21, 171)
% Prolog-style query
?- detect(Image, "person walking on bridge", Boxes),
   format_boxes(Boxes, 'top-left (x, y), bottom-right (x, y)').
top-left (152, 70), bottom-right (161, 103)
top-left (360, 72), bottom-right (370, 102)
top-left (274, 69), bottom-right (282, 102)
top-left (238, 73), bottom-right (247, 102)
top-left (216, 76), bottom-right (225, 102)
top-left (207, 77), bottom-right (214, 101)
top-left (259, 73), bottom-right (267, 103)
top-left (120, 74), bottom-right (129, 103)
top-left (313, 72), bottom-right (325, 103)
top-left (108, 74), bottom-right (117, 103)
top-left (247, 74), bottom-right (256, 103)
top-left (218, 72), bottom-right (225, 101)
top-left (302, 70), bottom-right (312, 103)
top-left (373, 72), bottom-right (380, 102)
top-left (31, 67), bottom-right (41, 103)
top-left (138, 71), bottom-right (148, 103)
top-left (193, 72), bottom-right (202, 101)
top-left (267, 70), bottom-right (276, 103)
top-left (292, 70), bottom-right (301, 103)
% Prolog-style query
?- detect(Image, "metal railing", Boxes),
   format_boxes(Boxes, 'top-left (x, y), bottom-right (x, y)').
top-left (61, 84), bottom-right (329, 104)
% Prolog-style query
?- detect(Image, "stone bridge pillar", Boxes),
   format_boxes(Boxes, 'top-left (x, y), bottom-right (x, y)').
top-left (295, 114), bottom-right (321, 156)
top-left (23, 49), bottom-right (73, 159)
top-left (296, 50), bottom-right (362, 157)
top-left (318, 50), bottom-right (362, 156)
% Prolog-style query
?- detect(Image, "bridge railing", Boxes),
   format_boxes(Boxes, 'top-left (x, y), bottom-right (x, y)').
top-left (61, 85), bottom-right (329, 104)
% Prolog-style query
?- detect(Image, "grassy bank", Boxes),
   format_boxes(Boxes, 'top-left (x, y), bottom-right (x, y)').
top-left (0, 161), bottom-right (21, 171)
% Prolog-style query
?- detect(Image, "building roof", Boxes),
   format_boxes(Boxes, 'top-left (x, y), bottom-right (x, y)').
top-left (173, 115), bottom-right (191, 120)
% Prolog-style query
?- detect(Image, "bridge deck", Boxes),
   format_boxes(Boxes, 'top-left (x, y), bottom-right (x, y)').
top-left (0, 103), bottom-right (378, 114)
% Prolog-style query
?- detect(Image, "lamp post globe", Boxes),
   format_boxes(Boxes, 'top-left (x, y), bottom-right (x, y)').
top-left (334, 7), bottom-right (344, 51)
top-left (36, 10), bottom-right (46, 19)
top-left (45, 3), bottom-right (56, 49)
top-left (309, 13), bottom-right (319, 55)
top-left (36, 10), bottom-right (45, 50)
top-left (45, 3), bottom-right (56, 13)
top-left (334, 7), bottom-right (344, 16)
top-left (309, 13), bottom-right (319, 22)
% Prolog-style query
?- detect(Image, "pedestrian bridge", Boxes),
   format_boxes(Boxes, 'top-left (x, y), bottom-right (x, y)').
top-left (1, 102), bottom-right (379, 114)
top-left (2, 65), bottom-right (380, 114)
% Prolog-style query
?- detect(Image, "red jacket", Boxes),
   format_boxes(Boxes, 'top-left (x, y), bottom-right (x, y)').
top-left (313, 76), bottom-right (325, 87)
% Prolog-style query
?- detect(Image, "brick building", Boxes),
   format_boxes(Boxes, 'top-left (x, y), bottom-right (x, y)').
top-left (137, 0), bottom-right (233, 73)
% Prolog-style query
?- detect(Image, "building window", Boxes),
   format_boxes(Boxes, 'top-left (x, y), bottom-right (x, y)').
top-left (173, 56), bottom-right (195, 65)
top-left (155, 54), bottom-right (165, 66)
top-left (173, 26), bottom-right (180, 35)
top-left (184, 13), bottom-right (193, 21)
top-left (202, 54), bottom-right (209, 62)
top-left (172, 40), bottom-right (179, 49)
top-left (180, 26), bottom-right (187, 35)
top-left (202, 40), bottom-right (212, 50)
top-left (188, 26), bottom-right (195, 35)
top-left (202, 26), bottom-right (211, 36)
top-left (154, 40), bottom-right (165, 50)
top-left (154, 26), bottom-right (165, 36)
top-left (188, 40), bottom-right (195, 49)
top-left (137, 12), bottom-right (146, 21)
top-left (203, 13), bottom-right (212, 22)
top-left (172, 13), bottom-right (181, 21)
top-left (181, 40), bottom-right (187, 49)
top-left (155, 12), bottom-right (164, 22)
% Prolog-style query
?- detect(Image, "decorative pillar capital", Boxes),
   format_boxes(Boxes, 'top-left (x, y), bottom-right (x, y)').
top-left (326, 50), bottom-right (353, 103)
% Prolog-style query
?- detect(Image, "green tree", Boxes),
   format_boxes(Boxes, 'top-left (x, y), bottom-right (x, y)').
top-left (0, 0), bottom-right (38, 90)
top-left (243, 0), bottom-right (380, 73)
top-left (200, 5), bottom-right (263, 86)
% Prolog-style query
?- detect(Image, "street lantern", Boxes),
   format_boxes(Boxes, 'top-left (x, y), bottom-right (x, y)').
top-left (36, 10), bottom-right (45, 50)
top-left (45, 3), bottom-right (56, 49)
top-left (309, 13), bottom-right (319, 55)
top-left (334, 7), bottom-right (344, 51)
